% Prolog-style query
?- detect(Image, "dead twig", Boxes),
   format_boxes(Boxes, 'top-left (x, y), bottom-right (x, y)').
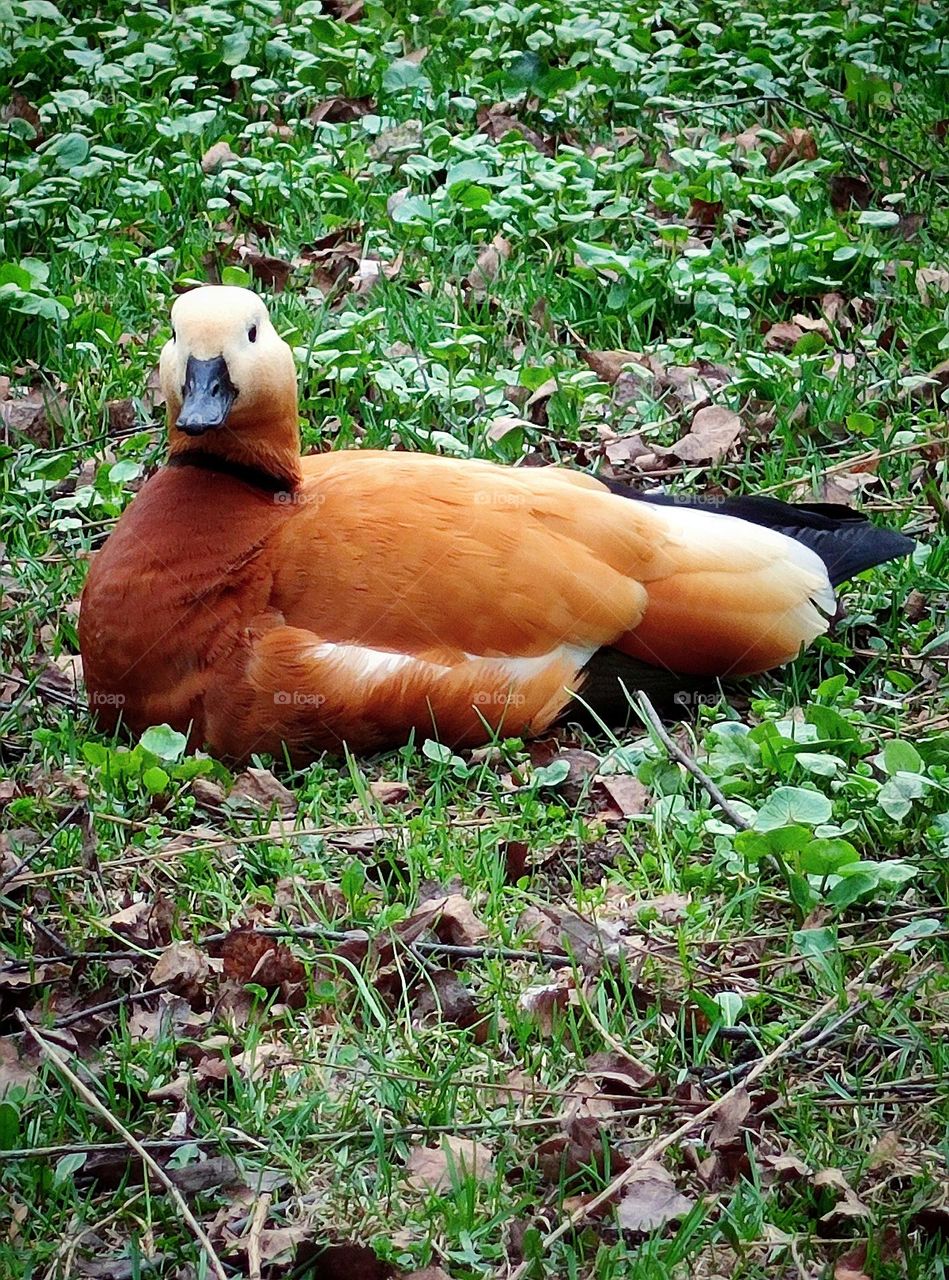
top-left (15, 1014), bottom-right (229, 1280)
top-left (633, 691), bottom-right (751, 830)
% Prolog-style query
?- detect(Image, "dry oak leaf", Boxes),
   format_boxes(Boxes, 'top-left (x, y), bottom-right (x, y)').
top-left (467, 233), bottom-right (512, 294)
top-left (669, 405), bottom-right (743, 464)
top-left (616, 1161), bottom-right (697, 1232)
top-left (1, 92), bottom-right (43, 142)
top-left (813, 1167), bottom-right (871, 1221)
top-left (368, 779), bottom-right (411, 805)
top-left (149, 941), bottom-right (215, 999)
top-left (217, 926), bottom-right (306, 988)
top-left (405, 1136), bottom-right (495, 1191)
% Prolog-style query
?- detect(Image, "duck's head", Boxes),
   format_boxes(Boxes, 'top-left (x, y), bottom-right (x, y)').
top-left (160, 286), bottom-right (302, 486)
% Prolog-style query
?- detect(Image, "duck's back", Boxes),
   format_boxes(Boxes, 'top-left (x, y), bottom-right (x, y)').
top-left (79, 464), bottom-right (290, 743)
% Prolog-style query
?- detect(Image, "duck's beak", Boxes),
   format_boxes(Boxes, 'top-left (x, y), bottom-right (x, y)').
top-left (176, 355), bottom-right (238, 435)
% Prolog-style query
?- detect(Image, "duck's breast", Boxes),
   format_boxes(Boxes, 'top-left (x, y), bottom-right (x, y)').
top-left (79, 467), bottom-right (289, 741)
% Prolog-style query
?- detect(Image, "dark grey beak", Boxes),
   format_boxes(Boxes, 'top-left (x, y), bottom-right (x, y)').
top-left (176, 355), bottom-right (238, 435)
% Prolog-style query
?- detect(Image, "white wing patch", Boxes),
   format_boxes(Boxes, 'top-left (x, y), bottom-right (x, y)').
top-left (309, 641), bottom-right (594, 686)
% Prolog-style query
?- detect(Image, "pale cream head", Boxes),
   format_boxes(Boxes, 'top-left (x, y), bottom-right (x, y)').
top-left (160, 285), bottom-right (302, 486)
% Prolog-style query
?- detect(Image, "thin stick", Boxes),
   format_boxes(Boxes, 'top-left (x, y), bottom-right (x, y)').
top-left (633, 692), bottom-right (751, 830)
top-left (502, 943), bottom-right (902, 1280)
top-left (16, 1014), bottom-right (228, 1280)
top-left (246, 1191), bottom-right (272, 1280)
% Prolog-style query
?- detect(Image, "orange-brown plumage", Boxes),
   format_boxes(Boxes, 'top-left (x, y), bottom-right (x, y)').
top-left (79, 287), bottom-right (913, 761)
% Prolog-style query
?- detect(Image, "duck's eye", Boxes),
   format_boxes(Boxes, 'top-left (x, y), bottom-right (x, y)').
top-left (248, 324), bottom-right (258, 344)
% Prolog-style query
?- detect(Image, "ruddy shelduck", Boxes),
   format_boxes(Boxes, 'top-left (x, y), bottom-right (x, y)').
top-left (79, 286), bottom-right (914, 761)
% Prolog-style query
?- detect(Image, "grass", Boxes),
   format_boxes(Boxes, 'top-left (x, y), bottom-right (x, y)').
top-left (2, 0), bottom-right (949, 1276)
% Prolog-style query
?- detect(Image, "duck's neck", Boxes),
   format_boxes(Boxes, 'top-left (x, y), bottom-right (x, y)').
top-left (167, 409), bottom-right (303, 490)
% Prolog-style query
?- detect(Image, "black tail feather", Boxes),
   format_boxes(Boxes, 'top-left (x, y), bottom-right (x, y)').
top-left (600, 480), bottom-right (916, 588)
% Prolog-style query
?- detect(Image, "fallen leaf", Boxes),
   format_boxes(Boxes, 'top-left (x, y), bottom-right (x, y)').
top-left (581, 349), bottom-right (646, 385)
top-left (413, 968), bottom-right (486, 1040)
top-left (149, 942), bottom-right (214, 1000)
top-left (404, 1269), bottom-right (452, 1280)
top-left (0, 385), bottom-right (68, 447)
top-left (236, 243), bottom-right (292, 292)
top-left (688, 197), bottom-right (723, 226)
top-left (467, 233), bottom-right (512, 295)
top-left (406, 891), bottom-right (488, 946)
top-left (1, 92), bottom-right (42, 142)
top-left (0, 1037), bottom-right (38, 1096)
top-left (916, 266), bottom-right (949, 306)
top-left (475, 103), bottom-right (552, 154)
top-left (534, 1113), bottom-right (626, 1183)
top-left (216, 927), bottom-right (305, 990)
top-left (616, 1161), bottom-right (696, 1232)
top-left (229, 768), bottom-right (296, 814)
top-left (309, 95), bottom-right (373, 124)
top-left (669, 405), bottom-right (743, 464)
top-left (405, 1136), bottom-right (495, 1190)
top-left (321, 0), bottom-right (365, 19)
top-left (767, 128), bottom-right (818, 171)
top-left (708, 1087), bottom-right (751, 1147)
top-left (814, 1167), bottom-right (871, 1221)
top-left (201, 141), bottom-right (239, 174)
top-left (594, 774), bottom-right (651, 818)
top-left (518, 971), bottom-right (575, 1034)
top-left (763, 321), bottom-right (805, 351)
top-left (368, 779), bottom-right (411, 805)
top-left (829, 174), bottom-right (873, 211)
top-left (368, 119), bottom-right (424, 163)
top-left (584, 1050), bottom-right (656, 1095)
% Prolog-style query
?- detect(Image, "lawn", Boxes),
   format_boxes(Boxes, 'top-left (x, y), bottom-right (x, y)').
top-left (2, 0), bottom-right (949, 1277)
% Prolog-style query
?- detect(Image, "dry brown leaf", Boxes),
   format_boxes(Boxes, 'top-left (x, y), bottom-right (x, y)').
top-left (369, 779), bottom-right (411, 805)
top-left (405, 1136), bottom-right (495, 1191)
top-left (767, 128), bottom-right (818, 172)
top-left (467, 233), bottom-right (512, 294)
top-left (201, 141), bottom-right (239, 174)
top-left (708, 1086), bottom-right (751, 1147)
top-left (916, 266), bottom-right (949, 306)
top-left (229, 767), bottom-right (296, 814)
top-left (584, 1050), bottom-right (656, 1095)
top-left (309, 95), bottom-right (373, 124)
top-left (594, 774), bottom-right (651, 818)
top-left (404, 1269), bottom-right (452, 1280)
top-left (149, 941), bottom-right (214, 999)
top-left (475, 103), bottom-right (552, 154)
top-left (814, 1167), bottom-right (871, 1221)
top-left (236, 243), bottom-right (292, 292)
top-left (763, 321), bottom-right (805, 351)
top-left (216, 926), bottom-right (305, 990)
top-left (688, 197), bottom-right (723, 226)
top-left (0, 385), bottom-right (68, 447)
top-left (413, 968), bottom-right (486, 1040)
top-left (411, 891), bottom-right (488, 946)
top-left (519, 971), bottom-right (575, 1034)
top-left (369, 119), bottom-right (423, 162)
top-left (616, 1161), bottom-right (697, 1232)
top-left (669, 405), bottom-right (743, 464)
top-left (829, 174), bottom-right (873, 211)
top-left (0, 1037), bottom-right (38, 1096)
top-left (1, 92), bottom-right (42, 142)
top-left (581, 349), bottom-right (645, 385)
top-left (534, 1113), bottom-right (626, 1183)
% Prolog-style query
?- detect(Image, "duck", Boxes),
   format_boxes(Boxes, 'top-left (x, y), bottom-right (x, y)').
top-left (79, 285), bottom-right (914, 763)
